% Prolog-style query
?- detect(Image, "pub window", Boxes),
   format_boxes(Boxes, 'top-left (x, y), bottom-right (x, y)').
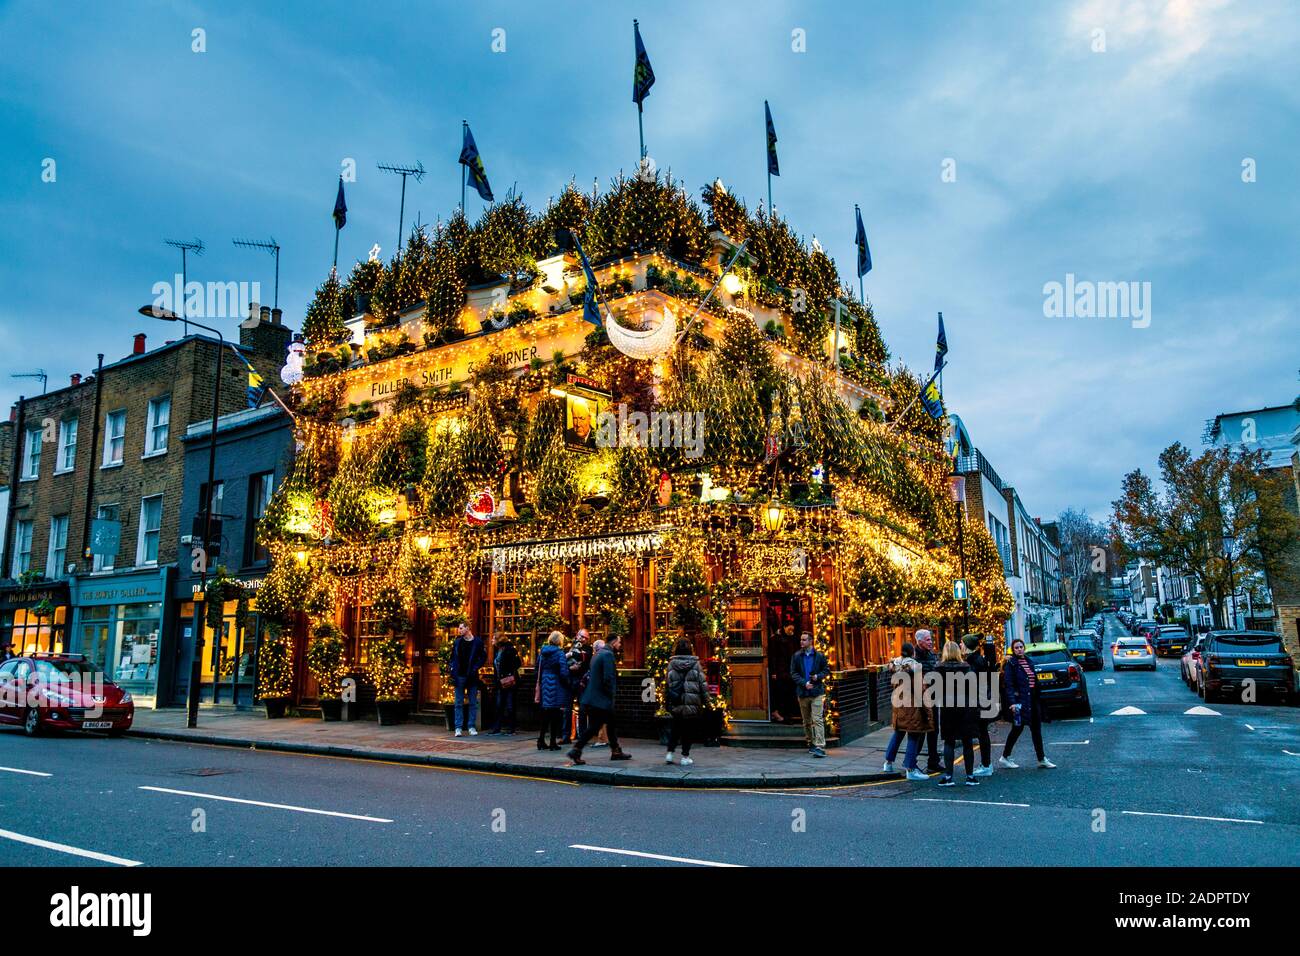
top-left (488, 571), bottom-right (533, 664)
top-left (355, 603), bottom-right (383, 665)
top-left (650, 554), bottom-right (679, 639)
top-left (725, 596), bottom-right (762, 652)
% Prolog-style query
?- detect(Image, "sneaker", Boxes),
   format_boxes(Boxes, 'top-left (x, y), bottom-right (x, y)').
top-left (1038, 757), bottom-right (1057, 769)
top-left (905, 768), bottom-right (930, 782)
top-left (811, 747), bottom-right (827, 758)
top-left (454, 728), bottom-right (462, 737)
top-left (468, 727), bottom-right (478, 736)
top-left (964, 778), bottom-right (980, 786)
top-left (937, 775), bottom-right (955, 787)
top-left (566, 749), bottom-right (584, 765)
top-left (972, 765), bottom-right (994, 778)
top-left (882, 760), bottom-right (896, 773)
top-left (591, 742), bottom-right (608, 749)
top-left (665, 752), bottom-right (675, 764)
top-left (487, 729), bottom-right (501, 736)
top-left (997, 756), bottom-right (1018, 769)
top-left (680, 757), bottom-right (694, 766)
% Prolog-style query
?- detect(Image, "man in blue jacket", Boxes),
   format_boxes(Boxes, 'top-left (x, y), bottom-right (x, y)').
top-left (449, 622), bottom-right (487, 737)
top-left (790, 632), bottom-right (830, 757)
top-left (567, 634), bottom-right (632, 764)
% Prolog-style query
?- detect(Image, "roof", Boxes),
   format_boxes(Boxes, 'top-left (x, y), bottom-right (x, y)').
top-left (182, 402), bottom-right (288, 442)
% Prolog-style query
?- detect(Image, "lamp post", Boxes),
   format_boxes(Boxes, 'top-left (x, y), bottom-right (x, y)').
top-left (1221, 533), bottom-right (1237, 629)
top-left (140, 304), bottom-right (224, 728)
top-left (949, 475), bottom-right (971, 638)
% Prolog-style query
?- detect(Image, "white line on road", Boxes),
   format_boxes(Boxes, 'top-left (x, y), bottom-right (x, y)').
top-left (0, 766), bottom-right (51, 777)
top-left (0, 827), bottom-right (141, 866)
top-left (1245, 724), bottom-right (1255, 731)
top-left (1184, 706), bottom-right (1221, 716)
top-left (570, 844), bottom-right (743, 867)
top-left (1102, 679), bottom-right (1115, 684)
top-left (1054, 741), bottom-right (1090, 746)
top-left (1120, 810), bottom-right (1263, 825)
top-left (138, 786), bottom-right (393, 823)
top-left (1283, 750), bottom-right (1300, 757)
top-left (1109, 706), bottom-right (1146, 715)
top-left (914, 798), bottom-right (1030, 808)
top-left (736, 790), bottom-right (833, 798)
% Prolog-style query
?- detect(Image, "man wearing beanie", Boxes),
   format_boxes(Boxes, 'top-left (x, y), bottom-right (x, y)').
top-left (962, 634), bottom-right (997, 777)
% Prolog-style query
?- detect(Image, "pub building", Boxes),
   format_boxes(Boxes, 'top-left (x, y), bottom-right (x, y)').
top-left (261, 178), bottom-right (1011, 742)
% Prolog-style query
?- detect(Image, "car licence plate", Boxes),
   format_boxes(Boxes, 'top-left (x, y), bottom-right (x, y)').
top-left (82, 721), bottom-right (113, 729)
top-left (1038, 672), bottom-right (1056, 680)
top-left (1170, 645), bottom-right (1183, 652)
top-left (1126, 650), bottom-right (1141, 656)
top-left (1073, 653), bottom-right (1085, 659)
top-left (1236, 660), bottom-right (1266, 667)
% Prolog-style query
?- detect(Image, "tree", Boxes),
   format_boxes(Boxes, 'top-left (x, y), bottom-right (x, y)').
top-left (302, 271), bottom-right (349, 349)
top-left (1055, 508), bottom-right (1109, 627)
top-left (1112, 443), bottom-right (1300, 629)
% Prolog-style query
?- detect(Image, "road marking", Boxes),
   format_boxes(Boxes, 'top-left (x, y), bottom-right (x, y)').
top-left (1120, 810), bottom-right (1263, 825)
top-left (1054, 740), bottom-right (1090, 746)
top-left (736, 790), bottom-right (833, 798)
top-left (1109, 706), bottom-right (1146, 715)
top-left (0, 766), bottom-right (52, 777)
top-left (138, 786), bottom-right (393, 822)
top-left (570, 844), bottom-right (743, 867)
top-left (914, 798), bottom-right (1030, 808)
top-left (0, 827), bottom-right (141, 866)
top-left (1283, 750), bottom-right (1300, 757)
top-left (1184, 706), bottom-right (1221, 716)
top-left (1245, 724), bottom-right (1255, 731)
top-left (1103, 679), bottom-right (1115, 684)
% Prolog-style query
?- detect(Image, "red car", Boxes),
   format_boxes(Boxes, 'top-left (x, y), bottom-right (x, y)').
top-left (0, 653), bottom-right (134, 736)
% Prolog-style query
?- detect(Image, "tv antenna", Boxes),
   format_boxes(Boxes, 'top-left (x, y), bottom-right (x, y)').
top-left (164, 237), bottom-right (204, 334)
top-left (232, 236), bottom-right (281, 309)
top-left (11, 370), bottom-right (48, 394)
top-left (376, 160), bottom-right (425, 254)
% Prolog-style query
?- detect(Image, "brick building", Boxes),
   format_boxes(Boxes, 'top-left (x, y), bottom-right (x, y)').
top-left (0, 307), bottom-right (291, 705)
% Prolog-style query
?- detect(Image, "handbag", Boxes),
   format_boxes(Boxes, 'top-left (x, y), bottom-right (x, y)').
top-left (499, 674), bottom-right (516, 690)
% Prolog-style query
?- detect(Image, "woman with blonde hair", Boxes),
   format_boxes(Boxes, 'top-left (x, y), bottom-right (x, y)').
top-left (535, 630), bottom-right (569, 751)
top-left (934, 639), bottom-right (980, 787)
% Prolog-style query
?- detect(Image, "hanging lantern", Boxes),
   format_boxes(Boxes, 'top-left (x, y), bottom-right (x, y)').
top-left (760, 500), bottom-right (786, 534)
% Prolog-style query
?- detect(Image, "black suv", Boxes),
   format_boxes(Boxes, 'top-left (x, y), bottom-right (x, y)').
top-left (1197, 631), bottom-right (1295, 704)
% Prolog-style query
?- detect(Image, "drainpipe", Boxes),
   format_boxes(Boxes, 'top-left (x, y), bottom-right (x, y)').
top-left (80, 355), bottom-right (105, 566)
top-left (3, 396), bottom-right (25, 578)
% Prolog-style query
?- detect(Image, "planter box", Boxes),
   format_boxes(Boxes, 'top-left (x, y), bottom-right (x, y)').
top-left (341, 699), bottom-right (363, 722)
top-left (376, 700), bottom-right (405, 726)
top-left (263, 698), bottom-right (288, 719)
top-left (319, 698), bottom-right (343, 722)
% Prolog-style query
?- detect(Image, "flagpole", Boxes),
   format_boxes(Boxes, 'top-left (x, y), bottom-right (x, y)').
top-left (333, 227), bottom-right (340, 271)
top-left (938, 311), bottom-right (944, 400)
top-left (638, 103), bottom-right (645, 160)
top-left (461, 120), bottom-right (468, 213)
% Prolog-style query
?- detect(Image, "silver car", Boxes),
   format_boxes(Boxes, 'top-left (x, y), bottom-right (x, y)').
top-left (1112, 635), bottom-right (1156, 671)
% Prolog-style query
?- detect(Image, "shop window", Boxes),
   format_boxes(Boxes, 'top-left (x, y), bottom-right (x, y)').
top-left (56, 417), bottom-right (77, 473)
top-left (11, 520), bottom-right (33, 577)
top-left (79, 605), bottom-right (112, 672)
top-left (145, 396), bottom-right (170, 455)
top-left (102, 410), bottom-right (125, 466)
top-left (114, 602), bottom-right (162, 686)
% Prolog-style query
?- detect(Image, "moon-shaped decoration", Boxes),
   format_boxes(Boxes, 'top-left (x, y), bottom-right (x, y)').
top-left (604, 304), bottom-right (677, 361)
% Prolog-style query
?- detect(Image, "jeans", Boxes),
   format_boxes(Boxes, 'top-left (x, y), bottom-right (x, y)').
top-left (572, 706), bottom-right (622, 755)
top-left (884, 729), bottom-right (924, 770)
top-left (1004, 712), bottom-right (1045, 761)
top-left (796, 694), bottom-right (826, 748)
top-left (667, 714), bottom-right (696, 756)
top-left (453, 681), bottom-right (479, 731)
top-left (491, 686), bottom-right (516, 733)
top-left (943, 737), bottom-right (975, 778)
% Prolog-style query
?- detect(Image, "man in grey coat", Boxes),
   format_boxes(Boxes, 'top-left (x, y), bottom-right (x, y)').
top-left (567, 634), bottom-right (632, 764)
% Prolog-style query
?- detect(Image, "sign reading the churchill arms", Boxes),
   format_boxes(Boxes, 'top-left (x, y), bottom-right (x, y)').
top-left (341, 316), bottom-right (595, 410)
top-left (487, 530), bottom-right (669, 574)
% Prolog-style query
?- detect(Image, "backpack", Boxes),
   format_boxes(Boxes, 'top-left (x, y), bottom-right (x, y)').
top-left (666, 668), bottom-right (686, 708)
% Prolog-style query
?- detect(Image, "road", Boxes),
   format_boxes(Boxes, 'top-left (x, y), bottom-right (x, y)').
top-left (1, 614), bottom-right (1297, 867)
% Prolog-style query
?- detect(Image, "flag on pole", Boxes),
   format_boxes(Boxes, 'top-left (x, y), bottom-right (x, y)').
top-left (333, 177), bottom-right (347, 230)
top-left (459, 123), bottom-right (494, 203)
top-left (582, 289), bottom-right (603, 327)
top-left (935, 312), bottom-right (948, 373)
top-left (764, 100), bottom-right (780, 176)
top-left (572, 230), bottom-right (600, 293)
top-left (632, 20), bottom-right (655, 105)
top-left (921, 376), bottom-right (944, 419)
top-left (854, 205), bottom-right (872, 278)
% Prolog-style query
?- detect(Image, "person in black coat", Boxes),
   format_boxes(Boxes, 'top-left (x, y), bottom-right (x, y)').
top-left (962, 634), bottom-right (997, 777)
top-left (934, 641), bottom-right (980, 787)
top-left (1000, 637), bottom-right (1056, 769)
top-left (449, 623), bottom-right (487, 736)
top-left (568, 634), bottom-right (632, 764)
top-left (488, 634), bottom-right (521, 735)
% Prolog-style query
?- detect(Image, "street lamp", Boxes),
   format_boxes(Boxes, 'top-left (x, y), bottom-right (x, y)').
top-left (760, 500), bottom-right (786, 534)
top-left (140, 304), bottom-right (224, 728)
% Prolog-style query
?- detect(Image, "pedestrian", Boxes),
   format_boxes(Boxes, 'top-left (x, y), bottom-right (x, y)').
top-left (0, 640), bottom-right (15, 663)
top-left (535, 631), bottom-right (570, 751)
top-left (563, 628), bottom-right (592, 745)
top-left (589, 639), bottom-right (609, 748)
top-left (962, 633), bottom-right (997, 777)
top-left (935, 640), bottom-right (981, 787)
top-left (790, 631), bottom-right (830, 757)
top-left (999, 637), bottom-right (1056, 769)
top-left (449, 622), bottom-right (487, 737)
top-left (881, 643), bottom-right (931, 781)
top-left (488, 633), bottom-right (520, 735)
top-left (568, 633), bottom-right (632, 763)
top-left (913, 629), bottom-right (945, 773)
top-left (665, 638), bottom-right (712, 766)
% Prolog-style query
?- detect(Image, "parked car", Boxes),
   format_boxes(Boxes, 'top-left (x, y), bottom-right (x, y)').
top-left (1197, 631), bottom-right (1295, 705)
top-left (1135, 621), bottom-right (1161, 643)
top-left (0, 653), bottom-right (135, 736)
top-left (1180, 636), bottom-right (1207, 688)
top-left (1067, 636), bottom-right (1104, 671)
top-left (1112, 635), bottom-right (1156, 671)
top-left (1073, 627), bottom-right (1102, 651)
top-left (1022, 641), bottom-right (1092, 716)
top-left (1153, 624), bottom-right (1190, 658)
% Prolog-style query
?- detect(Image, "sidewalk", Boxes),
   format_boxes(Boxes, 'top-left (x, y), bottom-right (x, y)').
top-left (128, 708), bottom-right (905, 788)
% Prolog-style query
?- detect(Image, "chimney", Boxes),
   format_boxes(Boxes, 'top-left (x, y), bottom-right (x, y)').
top-left (8, 406), bottom-right (15, 423)
top-left (260, 306), bottom-right (272, 324)
top-left (70, 373), bottom-right (81, 386)
top-left (133, 332), bottom-right (147, 355)
top-left (271, 307), bottom-right (283, 326)
top-left (248, 301), bottom-right (260, 324)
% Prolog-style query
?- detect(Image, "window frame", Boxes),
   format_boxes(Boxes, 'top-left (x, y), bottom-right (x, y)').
top-left (102, 409), bottom-right (126, 467)
top-left (92, 503), bottom-right (120, 572)
top-left (46, 514), bottom-right (69, 576)
top-left (21, 426), bottom-right (41, 480)
top-left (12, 520), bottom-right (33, 576)
top-left (144, 396), bottom-right (171, 456)
top-left (56, 417), bottom-right (78, 473)
top-left (245, 470), bottom-right (276, 566)
top-left (136, 495), bottom-right (163, 567)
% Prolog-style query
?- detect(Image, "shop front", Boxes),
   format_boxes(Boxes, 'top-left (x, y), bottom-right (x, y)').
top-left (170, 575), bottom-right (270, 710)
top-left (0, 581), bottom-right (71, 655)
top-left (68, 567), bottom-right (173, 707)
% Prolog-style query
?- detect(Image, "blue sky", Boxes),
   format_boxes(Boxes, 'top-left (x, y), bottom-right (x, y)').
top-left (1, 0), bottom-right (1296, 521)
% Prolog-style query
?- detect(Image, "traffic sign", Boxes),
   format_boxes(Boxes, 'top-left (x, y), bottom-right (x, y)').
top-left (953, 579), bottom-right (968, 601)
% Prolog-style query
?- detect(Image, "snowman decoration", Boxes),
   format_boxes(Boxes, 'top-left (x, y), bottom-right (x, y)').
top-left (280, 337), bottom-right (306, 386)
